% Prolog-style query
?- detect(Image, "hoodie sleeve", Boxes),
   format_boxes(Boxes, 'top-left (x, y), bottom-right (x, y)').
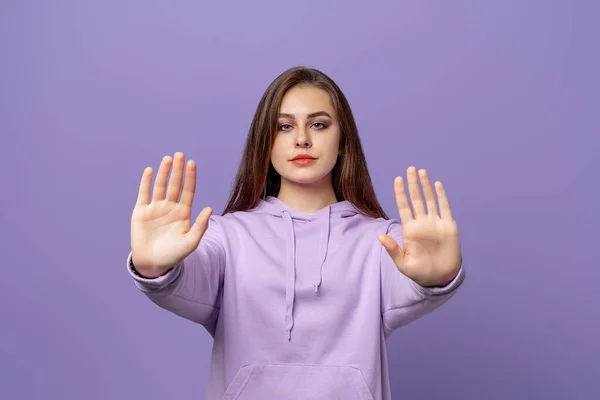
top-left (126, 216), bottom-right (225, 333)
top-left (380, 220), bottom-right (465, 339)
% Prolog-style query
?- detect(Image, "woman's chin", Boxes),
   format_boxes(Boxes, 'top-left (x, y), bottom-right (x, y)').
top-left (280, 171), bottom-right (332, 187)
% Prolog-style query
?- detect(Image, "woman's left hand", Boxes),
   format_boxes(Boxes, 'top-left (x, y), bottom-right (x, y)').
top-left (378, 166), bottom-right (462, 288)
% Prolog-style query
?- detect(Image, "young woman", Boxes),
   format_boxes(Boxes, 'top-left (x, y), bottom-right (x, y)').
top-left (127, 66), bottom-right (465, 400)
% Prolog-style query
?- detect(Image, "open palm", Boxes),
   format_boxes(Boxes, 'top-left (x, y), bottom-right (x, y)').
top-left (130, 152), bottom-right (212, 277)
top-left (378, 166), bottom-right (462, 287)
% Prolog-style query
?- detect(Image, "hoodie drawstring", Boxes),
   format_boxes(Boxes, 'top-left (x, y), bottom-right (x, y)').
top-left (282, 210), bottom-right (295, 341)
top-left (281, 208), bottom-right (331, 341)
top-left (313, 207), bottom-right (330, 293)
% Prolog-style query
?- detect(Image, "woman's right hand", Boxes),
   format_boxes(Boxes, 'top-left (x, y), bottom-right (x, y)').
top-left (130, 152), bottom-right (212, 278)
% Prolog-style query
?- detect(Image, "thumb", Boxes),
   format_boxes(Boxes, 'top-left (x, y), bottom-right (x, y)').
top-left (378, 234), bottom-right (405, 271)
top-left (187, 206), bottom-right (213, 246)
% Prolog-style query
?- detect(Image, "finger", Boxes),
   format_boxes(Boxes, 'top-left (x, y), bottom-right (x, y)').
top-left (407, 166), bottom-right (426, 216)
top-left (136, 167), bottom-right (153, 206)
top-left (377, 234), bottom-right (405, 271)
top-left (418, 169), bottom-right (439, 217)
top-left (188, 207), bottom-right (212, 246)
top-left (435, 181), bottom-right (454, 220)
top-left (166, 152), bottom-right (185, 202)
top-left (152, 155), bottom-right (173, 201)
top-left (179, 159), bottom-right (197, 207)
top-left (394, 176), bottom-right (414, 222)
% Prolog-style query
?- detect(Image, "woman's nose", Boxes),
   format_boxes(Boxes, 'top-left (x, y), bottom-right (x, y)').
top-left (294, 128), bottom-right (311, 148)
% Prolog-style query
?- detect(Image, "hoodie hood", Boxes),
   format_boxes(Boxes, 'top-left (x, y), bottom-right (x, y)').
top-left (251, 196), bottom-right (360, 340)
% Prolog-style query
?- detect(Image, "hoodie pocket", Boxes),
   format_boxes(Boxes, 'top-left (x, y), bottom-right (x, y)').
top-left (222, 363), bottom-right (374, 400)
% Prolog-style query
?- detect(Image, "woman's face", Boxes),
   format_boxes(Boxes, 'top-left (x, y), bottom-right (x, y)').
top-left (270, 85), bottom-right (341, 187)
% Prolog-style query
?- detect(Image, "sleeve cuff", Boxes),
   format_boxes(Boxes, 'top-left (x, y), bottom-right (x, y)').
top-left (126, 251), bottom-right (183, 292)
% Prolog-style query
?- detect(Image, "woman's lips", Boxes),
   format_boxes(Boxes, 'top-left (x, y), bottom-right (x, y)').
top-left (290, 154), bottom-right (317, 166)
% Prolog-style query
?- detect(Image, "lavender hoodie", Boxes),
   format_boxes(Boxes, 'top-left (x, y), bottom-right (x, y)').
top-left (126, 196), bottom-right (465, 399)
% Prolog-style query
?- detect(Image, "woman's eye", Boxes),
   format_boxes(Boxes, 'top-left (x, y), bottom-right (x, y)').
top-left (279, 122), bottom-right (327, 131)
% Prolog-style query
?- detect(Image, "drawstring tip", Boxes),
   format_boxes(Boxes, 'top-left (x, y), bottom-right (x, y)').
top-left (287, 330), bottom-right (291, 341)
top-left (314, 284), bottom-right (320, 293)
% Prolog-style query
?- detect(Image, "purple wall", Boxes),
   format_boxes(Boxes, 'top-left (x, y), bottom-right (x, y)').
top-left (1, 1), bottom-right (598, 399)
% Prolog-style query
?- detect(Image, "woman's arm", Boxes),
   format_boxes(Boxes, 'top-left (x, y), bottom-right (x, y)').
top-left (127, 216), bottom-right (226, 335)
top-left (380, 221), bottom-right (465, 339)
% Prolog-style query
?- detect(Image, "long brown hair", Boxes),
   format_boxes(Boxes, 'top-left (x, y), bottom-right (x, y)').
top-left (222, 66), bottom-right (388, 220)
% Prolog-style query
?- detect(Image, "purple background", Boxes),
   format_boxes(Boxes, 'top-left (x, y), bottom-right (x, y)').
top-left (1, 1), bottom-right (598, 399)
